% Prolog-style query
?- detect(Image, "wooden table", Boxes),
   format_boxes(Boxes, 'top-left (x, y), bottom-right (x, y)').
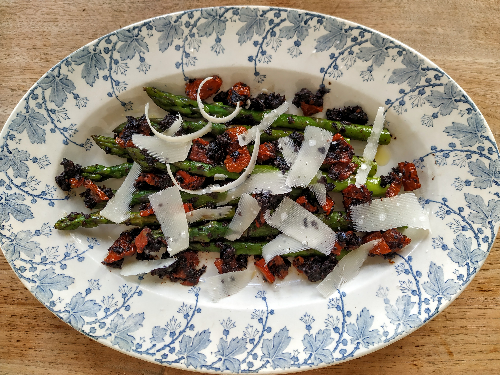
top-left (1, 1), bottom-right (499, 374)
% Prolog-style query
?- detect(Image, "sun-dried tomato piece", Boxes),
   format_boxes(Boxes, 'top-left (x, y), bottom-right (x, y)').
top-left (362, 232), bottom-right (392, 255)
top-left (267, 256), bottom-right (291, 280)
top-left (321, 195), bottom-right (335, 215)
top-left (139, 203), bottom-right (155, 217)
top-left (296, 195), bottom-right (318, 213)
top-left (300, 103), bottom-right (323, 116)
top-left (224, 126), bottom-right (248, 153)
top-left (134, 228), bottom-right (152, 253)
top-left (183, 203), bottom-right (194, 213)
top-left (185, 75), bottom-right (222, 100)
top-left (188, 138), bottom-right (213, 164)
top-left (175, 170), bottom-right (206, 190)
top-left (398, 162), bottom-right (421, 191)
top-left (342, 184), bottom-right (372, 209)
top-left (227, 82), bottom-right (251, 106)
top-left (332, 241), bottom-right (343, 256)
top-left (292, 87), bottom-right (330, 116)
top-left (214, 242), bottom-right (248, 274)
top-left (69, 177), bottom-right (84, 189)
top-left (382, 229), bottom-right (411, 251)
top-left (80, 181), bottom-right (114, 209)
top-left (151, 250), bottom-right (206, 286)
top-left (385, 180), bottom-right (403, 197)
top-left (254, 210), bottom-right (266, 228)
top-left (257, 142), bottom-right (277, 162)
top-left (255, 258), bottom-right (275, 283)
top-left (102, 229), bottom-right (140, 266)
top-left (324, 134), bottom-right (354, 165)
top-left (328, 162), bottom-right (357, 181)
top-left (224, 147), bottom-right (251, 173)
top-left (83, 180), bottom-right (110, 202)
top-left (134, 172), bottom-right (171, 190)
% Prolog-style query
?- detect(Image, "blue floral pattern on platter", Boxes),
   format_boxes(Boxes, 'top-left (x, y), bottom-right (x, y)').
top-left (1, 6), bottom-right (499, 372)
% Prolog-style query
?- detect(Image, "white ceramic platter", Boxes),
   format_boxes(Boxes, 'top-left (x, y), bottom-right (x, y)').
top-left (1, 6), bottom-right (498, 372)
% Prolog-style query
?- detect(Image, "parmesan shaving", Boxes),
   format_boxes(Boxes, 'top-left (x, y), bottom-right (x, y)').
top-left (132, 134), bottom-right (192, 163)
top-left (355, 107), bottom-right (385, 186)
top-left (206, 269), bottom-right (256, 302)
top-left (197, 77), bottom-right (241, 123)
top-left (309, 182), bottom-right (327, 206)
top-left (225, 194), bottom-right (260, 241)
top-left (162, 113), bottom-right (183, 136)
top-left (214, 174), bottom-right (227, 181)
top-left (120, 258), bottom-right (176, 276)
top-left (286, 126), bottom-right (333, 187)
top-left (350, 192), bottom-right (430, 232)
top-left (186, 206), bottom-right (233, 223)
top-left (100, 162), bottom-right (141, 223)
top-left (149, 186), bottom-right (189, 255)
top-left (277, 136), bottom-right (299, 166)
top-left (316, 240), bottom-right (379, 297)
top-left (264, 197), bottom-right (336, 255)
top-left (238, 101), bottom-right (289, 146)
top-left (262, 234), bottom-right (309, 263)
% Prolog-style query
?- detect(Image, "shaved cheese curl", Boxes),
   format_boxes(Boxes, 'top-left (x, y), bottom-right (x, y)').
top-left (132, 134), bottom-right (192, 163)
top-left (238, 101), bottom-right (289, 146)
top-left (186, 206), bottom-right (233, 223)
top-left (197, 77), bottom-right (241, 123)
top-left (100, 162), bottom-right (141, 223)
top-left (286, 126), bottom-right (333, 187)
top-left (262, 234), bottom-right (309, 263)
top-left (265, 197), bottom-right (336, 255)
top-left (149, 186), bottom-right (189, 255)
top-left (355, 107), bottom-right (385, 186)
top-left (120, 258), bottom-right (176, 276)
top-left (162, 113), bottom-right (183, 136)
top-left (225, 194), bottom-right (260, 241)
top-left (350, 192), bottom-right (430, 231)
top-left (206, 269), bottom-right (256, 302)
top-left (316, 240), bottom-right (379, 297)
top-left (144, 102), bottom-right (212, 143)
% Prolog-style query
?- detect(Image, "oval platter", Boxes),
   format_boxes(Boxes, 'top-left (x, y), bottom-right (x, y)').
top-left (1, 6), bottom-right (499, 372)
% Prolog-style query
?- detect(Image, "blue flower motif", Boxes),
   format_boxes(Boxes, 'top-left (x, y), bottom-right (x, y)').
top-left (345, 308), bottom-right (382, 349)
top-left (31, 267), bottom-right (74, 304)
top-left (176, 330), bottom-right (211, 369)
top-left (9, 108), bottom-right (48, 144)
top-left (0, 148), bottom-right (30, 179)
top-left (278, 10), bottom-right (310, 41)
top-left (385, 295), bottom-right (422, 330)
top-left (3, 230), bottom-right (41, 262)
top-left (115, 28), bottom-right (149, 61)
top-left (448, 233), bottom-right (487, 267)
top-left (422, 262), bottom-right (460, 301)
top-left (467, 159), bottom-right (500, 189)
top-left (153, 17), bottom-right (184, 52)
top-left (197, 8), bottom-right (228, 37)
top-left (0, 192), bottom-right (33, 224)
top-left (387, 52), bottom-right (427, 88)
top-left (215, 337), bottom-right (247, 372)
top-left (70, 47), bottom-right (107, 87)
top-left (236, 8), bottom-right (268, 45)
top-left (106, 313), bottom-right (145, 351)
top-left (315, 18), bottom-right (350, 52)
top-left (465, 193), bottom-right (500, 226)
top-left (425, 81), bottom-right (461, 116)
top-left (60, 292), bottom-right (101, 329)
top-left (444, 113), bottom-right (486, 147)
top-left (302, 329), bottom-right (334, 365)
top-left (261, 327), bottom-right (292, 369)
top-left (356, 34), bottom-right (390, 67)
top-left (38, 72), bottom-right (76, 107)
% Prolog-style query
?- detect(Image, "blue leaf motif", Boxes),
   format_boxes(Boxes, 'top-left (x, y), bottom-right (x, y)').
top-left (356, 34), bottom-right (390, 67)
top-left (151, 326), bottom-right (168, 343)
top-left (345, 308), bottom-right (382, 349)
top-left (71, 47), bottom-right (107, 87)
top-left (387, 52), bottom-right (426, 88)
top-left (236, 8), bottom-right (268, 45)
top-left (177, 329), bottom-right (211, 369)
top-left (0, 193), bottom-right (33, 224)
top-left (465, 193), bottom-right (500, 226)
top-left (60, 292), bottom-right (102, 330)
top-left (107, 313), bottom-right (145, 351)
top-left (278, 10), bottom-right (310, 41)
top-left (302, 329), bottom-right (334, 365)
top-left (8, 108), bottom-right (48, 144)
top-left (422, 262), bottom-right (460, 300)
top-left (31, 268), bottom-right (74, 304)
top-left (468, 159), bottom-right (500, 189)
top-left (3, 230), bottom-right (41, 262)
top-left (315, 18), bottom-right (350, 52)
top-left (153, 17), bottom-right (184, 52)
top-left (197, 8), bottom-right (228, 37)
top-left (38, 72), bottom-right (76, 107)
top-left (444, 113), bottom-right (486, 147)
top-left (261, 327), bottom-right (292, 369)
top-left (215, 337), bottom-right (247, 372)
top-left (0, 148), bottom-right (30, 179)
top-left (448, 233), bottom-right (487, 267)
top-left (384, 295), bottom-right (422, 330)
top-left (116, 28), bottom-right (149, 61)
top-left (425, 81), bottom-right (461, 116)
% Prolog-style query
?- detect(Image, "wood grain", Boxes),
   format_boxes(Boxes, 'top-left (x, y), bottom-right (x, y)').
top-left (1, 1), bottom-right (499, 374)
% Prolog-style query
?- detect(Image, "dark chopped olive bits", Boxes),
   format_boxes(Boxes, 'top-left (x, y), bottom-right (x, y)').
top-left (55, 158), bottom-right (83, 191)
top-left (151, 250), bottom-right (206, 286)
top-left (134, 171), bottom-right (172, 190)
top-left (292, 86), bottom-right (330, 116)
top-left (342, 184), bottom-right (373, 209)
top-left (115, 115), bottom-right (151, 148)
top-left (248, 92), bottom-right (286, 111)
top-left (293, 253), bottom-right (338, 282)
top-left (326, 105), bottom-right (369, 125)
top-left (214, 242), bottom-right (248, 274)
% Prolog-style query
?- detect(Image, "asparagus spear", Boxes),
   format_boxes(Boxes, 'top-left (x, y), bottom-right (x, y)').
top-left (144, 87), bottom-right (392, 145)
top-left (81, 162), bottom-right (133, 182)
